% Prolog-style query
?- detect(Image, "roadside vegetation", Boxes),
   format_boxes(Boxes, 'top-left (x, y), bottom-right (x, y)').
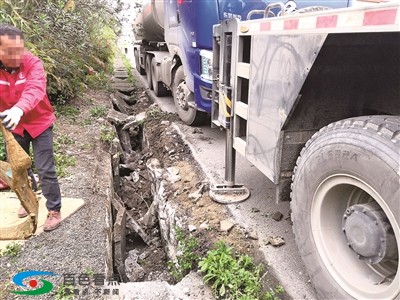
top-left (0, 242), bottom-right (22, 258)
top-left (167, 229), bottom-right (285, 300)
top-left (0, 0), bottom-right (124, 173)
top-left (0, 0), bottom-right (122, 103)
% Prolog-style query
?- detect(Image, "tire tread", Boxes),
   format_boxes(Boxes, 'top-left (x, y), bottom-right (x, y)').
top-left (290, 114), bottom-right (400, 297)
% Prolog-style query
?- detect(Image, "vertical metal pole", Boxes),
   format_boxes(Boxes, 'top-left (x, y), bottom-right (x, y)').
top-left (225, 116), bottom-right (236, 188)
top-left (223, 32), bottom-right (235, 188)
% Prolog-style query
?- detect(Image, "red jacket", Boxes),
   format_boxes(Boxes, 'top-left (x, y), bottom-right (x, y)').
top-left (0, 51), bottom-right (56, 138)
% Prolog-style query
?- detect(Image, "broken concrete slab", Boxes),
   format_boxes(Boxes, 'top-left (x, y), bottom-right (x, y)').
top-left (113, 82), bottom-right (133, 89)
top-left (106, 109), bottom-right (135, 126)
top-left (139, 201), bottom-right (158, 229)
top-left (112, 195), bottom-right (127, 274)
top-left (112, 94), bottom-right (131, 115)
top-left (119, 130), bottom-right (133, 153)
top-left (114, 71), bottom-right (128, 79)
top-left (113, 196), bottom-right (151, 245)
top-left (115, 91), bottom-right (137, 105)
top-left (121, 112), bottom-right (146, 131)
top-left (114, 86), bottom-right (136, 95)
top-left (113, 271), bottom-right (214, 299)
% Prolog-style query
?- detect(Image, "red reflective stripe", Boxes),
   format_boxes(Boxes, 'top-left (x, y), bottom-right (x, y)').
top-left (178, 0), bottom-right (184, 4)
top-left (260, 22), bottom-right (271, 31)
top-left (316, 15), bottom-right (338, 28)
top-left (284, 19), bottom-right (299, 30)
top-left (363, 8), bottom-right (397, 26)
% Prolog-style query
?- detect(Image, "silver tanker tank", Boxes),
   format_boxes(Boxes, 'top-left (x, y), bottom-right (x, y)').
top-left (133, 0), bottom-right (164, 43)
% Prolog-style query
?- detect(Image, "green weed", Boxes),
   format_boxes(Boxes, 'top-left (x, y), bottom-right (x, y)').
top-left (54, 284), bottom-right (75, 300)
top-left (83, 268), bottom-right (94, 277)
top-left (1, 242), bottom-right (22, 257)
top-left (54, 153), bottom-right (76, 178)
top-left (55, 105), bottom-right (80, 121)
top-left (199, 241), bottom-right (264, 300)
top-left (53, 137), bottom-right (76, 178)
top-left (121, 53), bottom-right (134, 83)
top-left (85, 71), bottom-right (112, 91)
top-left (146, 108), bottom-right (162, 118)
top-left (56, 135), bottom-right (75, 146)
top-left (263, 285), bottom-right (285, 300)
top-left (90, 106), bottom-right (107, 119)
top-left (100, 125), bottom-right (115, 144)
top-left (168, 227), bottom-right (199, 282)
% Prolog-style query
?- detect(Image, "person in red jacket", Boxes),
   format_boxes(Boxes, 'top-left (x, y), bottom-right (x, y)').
top-left (0, 24), bottom-right (62, 232)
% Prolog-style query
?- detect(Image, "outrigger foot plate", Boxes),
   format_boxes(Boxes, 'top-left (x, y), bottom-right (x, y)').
top-left (209, 184), bottom-right (250, 204)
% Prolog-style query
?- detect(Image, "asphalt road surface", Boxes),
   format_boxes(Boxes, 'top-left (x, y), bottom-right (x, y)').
top-left (131, 63), bottom-right (318, 300)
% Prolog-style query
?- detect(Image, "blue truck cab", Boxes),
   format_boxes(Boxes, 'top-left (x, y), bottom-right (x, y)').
top-left (166, 0), bottom-right (353, 124)
top-left (136, 0), bottom-right (353, 125)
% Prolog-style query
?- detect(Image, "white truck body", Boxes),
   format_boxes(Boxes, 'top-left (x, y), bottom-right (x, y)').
top-left (212, 2), bottom-right (400, 299)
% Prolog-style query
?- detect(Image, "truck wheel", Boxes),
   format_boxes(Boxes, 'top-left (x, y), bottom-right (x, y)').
top-left (173, 66), bottom-right (206, 126)
top-left (151, 58), bottom-right (169, 97)
top-left (134, 49), bottom-right (145, 75)
top-left (291, 116), bottom-right (399, 299)
top-left (145, 56), bottom-right (153, 90)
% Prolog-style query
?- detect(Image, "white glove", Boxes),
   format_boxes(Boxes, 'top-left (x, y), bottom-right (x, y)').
top-left (0, 107), bottom-right (24, 130)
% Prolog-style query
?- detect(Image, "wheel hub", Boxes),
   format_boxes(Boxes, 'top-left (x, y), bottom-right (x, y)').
top-left (176, 83), bottom-right (188, 110)
top-left (342, 202), bottom-right (398, 264)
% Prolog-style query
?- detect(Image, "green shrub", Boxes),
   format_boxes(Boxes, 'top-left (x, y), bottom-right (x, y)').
top-left (167, 227), bottom-right (200, 282)
top-left (199, 241), bottom-right (265, 300)
top-left (0, 0), bottom-right (122, 103)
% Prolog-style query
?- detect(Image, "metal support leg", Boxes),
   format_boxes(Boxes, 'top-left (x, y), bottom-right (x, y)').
top-left (210, 122), bottom-right (250, 204)
top-left (225, 126), bottom-right (235, 187)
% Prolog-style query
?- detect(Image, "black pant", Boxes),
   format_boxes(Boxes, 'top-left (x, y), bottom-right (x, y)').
top-left (13, 127), bottom-right (62, 211)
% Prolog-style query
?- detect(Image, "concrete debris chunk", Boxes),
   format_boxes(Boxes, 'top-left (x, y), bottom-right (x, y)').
top-left (248, 231), bottom-right (258, 240)
top-left (200, 222), bottom-right (210, 230)
top-left (139, 201), bottom-right (158, 229)
top-left (146, 158), bottom-right (164, 179)
top-left (165, 167), bottom-right (181, 183)
top-left (265, 236), bottom-right (285, 247)
top-left (131, 171), bottom-right (140, 183)
top-left (161, 120), bottom-right (170, 126)
top-left (125, 249), bottom-right (145, 281)
top-left (119, 130), bottom-right (133, 153)
top-left (220, 220), bottom-right (235, 232)
top-left (139, 250), bottom-right (151, 261)
top-left (188, 190), bottom-right (202, 202)
top-left (188, 182), bottom-right (207, 202)
top-left (188, 225), bottom-right (197, 232)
